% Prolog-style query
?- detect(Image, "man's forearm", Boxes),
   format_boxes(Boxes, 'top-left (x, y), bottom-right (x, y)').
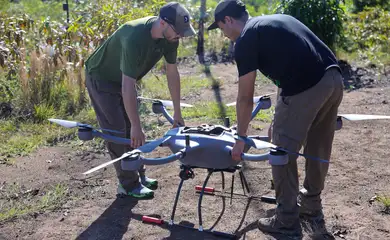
top-left (166, 64), bottom-right (181, 114)
top-left (122, 74), bottom-right (141, 129)
top-left (236, 96), bottom-right (253, 136)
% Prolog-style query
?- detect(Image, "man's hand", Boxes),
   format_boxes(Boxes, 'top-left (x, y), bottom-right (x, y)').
top-left (173, 112), bottom-right (184, 128)
top-left (130, 125), bottom-right (145, 149)
top-left (232, 140), bottom-right (246, 161)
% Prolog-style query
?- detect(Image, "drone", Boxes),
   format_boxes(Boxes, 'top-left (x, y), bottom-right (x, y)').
top-left (48, 94), bottom-right (390, 239)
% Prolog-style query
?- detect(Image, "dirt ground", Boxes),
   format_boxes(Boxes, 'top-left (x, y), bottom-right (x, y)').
top-left (0, 63), bottom-right (390, 240)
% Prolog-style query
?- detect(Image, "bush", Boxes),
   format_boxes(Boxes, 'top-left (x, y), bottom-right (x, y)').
top-left (275, 0), bottom-right (346, 51)
top-left (352, 0), bottom-right (389, 12)
top-left (342, 7), bottom-right (390, 65)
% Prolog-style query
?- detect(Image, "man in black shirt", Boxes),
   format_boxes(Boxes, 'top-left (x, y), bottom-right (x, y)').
top-left (208, 0), bottom-right (343, 237)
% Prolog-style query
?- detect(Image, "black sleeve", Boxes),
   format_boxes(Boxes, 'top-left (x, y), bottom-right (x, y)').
top-left (234, 32), bottom-right (259, 77)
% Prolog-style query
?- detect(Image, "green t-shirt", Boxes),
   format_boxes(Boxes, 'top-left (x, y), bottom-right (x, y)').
top-left (85, 16), bottom-right (178, 84)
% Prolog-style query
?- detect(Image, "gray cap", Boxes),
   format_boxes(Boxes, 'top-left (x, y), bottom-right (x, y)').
top-left (207, 0), bottom-right (247, 30)
top-left (159, 2), bottom-right (196, 37)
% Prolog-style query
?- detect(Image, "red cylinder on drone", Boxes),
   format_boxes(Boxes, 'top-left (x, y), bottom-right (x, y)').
top-left (142, 216), bottom-right (164, 225)
top-left (195, 186), bottom-right (215, 193)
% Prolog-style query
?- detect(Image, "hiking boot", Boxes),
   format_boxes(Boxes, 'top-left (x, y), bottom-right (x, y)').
top-left (117, 183), bottom-right (154, 199)
top-left (257, 215), bottom-right (302, 238)
top-left (297, 189), bottom-right (324, 220)
top-left (140, 175), bottom-right (158, 190)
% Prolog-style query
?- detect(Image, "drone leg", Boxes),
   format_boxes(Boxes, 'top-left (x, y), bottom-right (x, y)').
top-left (230, 174), bottom-right (235, 205)
top-left (239, 170), bottom-right (251, 194)
top-left (198, 169), bottom-right (214, 232)
top-left (170, 178), bottom-right (185, 225)
top-left (221, 172), bottom-right (225, 192)
top-left (239, 169), bottom-right (246, 196)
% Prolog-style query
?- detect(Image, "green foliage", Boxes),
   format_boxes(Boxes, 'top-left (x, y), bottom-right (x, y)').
top-left (342, 7), bottom-right (390, 66)
top-left (352, 0), bottom-right (389, 12)
top-left (275, 0), bottom-right (346, 51)
top-left (181, 101), bottom-right (273, 124)
top-left (5, 0), bottom-right (68, 22)
top-left (139, 74), bottom-right (210, 100)
top-left (377, 195), bottom-right (390, 208)
top-left (33, 103), bottom-right (56, 123)
top-left (0, 0), bottom-right (167, 120)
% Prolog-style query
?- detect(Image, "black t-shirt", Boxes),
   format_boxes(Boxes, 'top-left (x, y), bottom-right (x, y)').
top-left (234, 14), bottom-right (340, 96)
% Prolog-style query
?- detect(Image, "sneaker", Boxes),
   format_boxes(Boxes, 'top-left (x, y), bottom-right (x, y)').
top-left (257, 215), bottom-right (302, 238)
top-left (140, 176), bottom-right (158, 190)
top-left (117, 183), bottom-right (154, 199)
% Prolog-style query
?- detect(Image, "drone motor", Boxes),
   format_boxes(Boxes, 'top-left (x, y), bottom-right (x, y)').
top-left (77, 128), bottom-right (94, 141)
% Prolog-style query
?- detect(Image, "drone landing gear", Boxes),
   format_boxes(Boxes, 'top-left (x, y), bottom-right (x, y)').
top-left (141, 165), bottom-right (276, 239)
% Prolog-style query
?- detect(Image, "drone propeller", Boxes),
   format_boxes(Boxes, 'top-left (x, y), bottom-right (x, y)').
top-left (338, 114), bottom-right (390, 121)
top-left (48, 118), bottom-right (123, 134)
top-left (236, 135), bottom-right (329, 163)
top-left (138, 97), bottom-right (193, 108)
top-left (82, 135), bottom-right (171, 175)
top-left (226, 92), bottom-right (276, 107)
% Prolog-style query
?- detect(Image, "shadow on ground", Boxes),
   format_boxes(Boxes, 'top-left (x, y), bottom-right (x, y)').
top-left (75, 196), bottom-right (139, 240)
top-left (74, 193), bottom-right (273, 240)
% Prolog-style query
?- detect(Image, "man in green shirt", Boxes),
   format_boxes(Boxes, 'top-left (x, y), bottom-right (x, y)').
top-left (84, 2), bottom-right (196, 199)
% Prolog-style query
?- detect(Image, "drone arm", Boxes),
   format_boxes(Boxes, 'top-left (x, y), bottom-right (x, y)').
top-left (141, 149), bottom-right (186, 166)
top-left (224, 146), bottom-right (269, 162)
top-left (250, 101), bottom-right (264, 120)
top-left (161, 106), bottom-right (175, 125)
top-left (92, 131), bottom-right (131, 145)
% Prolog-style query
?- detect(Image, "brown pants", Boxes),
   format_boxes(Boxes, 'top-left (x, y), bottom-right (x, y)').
top-left (85, 70), bottom-right (145, 191)
top-left (271, 67), bottom-right (344, 223)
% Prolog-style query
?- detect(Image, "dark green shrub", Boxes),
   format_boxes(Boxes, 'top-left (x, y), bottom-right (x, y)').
top-left (352, 0), bottom-right (389, 12)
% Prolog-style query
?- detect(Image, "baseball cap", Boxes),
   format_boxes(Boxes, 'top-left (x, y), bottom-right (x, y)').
top-left (159, 2), bottom-right (196, 37)
top-left (207, 0), bottom-right (247, 30)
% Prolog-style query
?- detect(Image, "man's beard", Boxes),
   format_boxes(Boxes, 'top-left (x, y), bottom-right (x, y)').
top-left (163, 29), bottom-right (179, 42)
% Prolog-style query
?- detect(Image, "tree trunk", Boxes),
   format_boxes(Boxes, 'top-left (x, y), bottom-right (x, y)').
top-left (196, 0), bottom-right (206, 64)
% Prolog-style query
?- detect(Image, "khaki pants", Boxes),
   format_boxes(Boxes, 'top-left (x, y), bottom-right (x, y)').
top-left (271, 67), bottom-right (344, 224)
top-left (85, 70), bottom-right (145, 191)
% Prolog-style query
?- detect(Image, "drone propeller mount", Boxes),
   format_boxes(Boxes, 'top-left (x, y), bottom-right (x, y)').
top-left (336, 113), bottom-right (390, 130)
top-left (138, 96), bottom-right (193, 108)
top-left (235, 135), bottom-right (329, 163)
